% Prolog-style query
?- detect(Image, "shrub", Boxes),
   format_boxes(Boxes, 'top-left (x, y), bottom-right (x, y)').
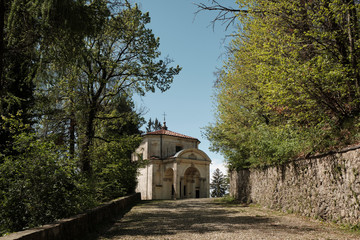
top-left (0, 131), bottom-right (94, 235)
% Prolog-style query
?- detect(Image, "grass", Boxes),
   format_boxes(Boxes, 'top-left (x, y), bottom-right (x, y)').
top-left (212, 195), bottom-right (249, 206)
top-left (340, 223), bottom-right (360, 233)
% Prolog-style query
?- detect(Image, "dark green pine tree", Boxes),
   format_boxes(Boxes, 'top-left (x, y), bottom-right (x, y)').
top-left (146, 118), bottom-right (154, 133)
top-left (146, 118), bottom-right (162, 132)
top-left (0, 0), bottom-right (95, 158)
top-left (210, 168), bottom-right (228, 198)
top-left (153, 118), bottom-right (162, 131)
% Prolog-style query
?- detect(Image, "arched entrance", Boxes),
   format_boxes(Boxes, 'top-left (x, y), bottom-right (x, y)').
top-left (182, 167), bottom-right (201, 198)
top-left (164, 168), bottom-right (174, 199)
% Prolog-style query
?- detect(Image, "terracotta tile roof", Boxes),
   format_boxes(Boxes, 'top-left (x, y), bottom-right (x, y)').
top-left (145, 129), bottom-right (200, 142)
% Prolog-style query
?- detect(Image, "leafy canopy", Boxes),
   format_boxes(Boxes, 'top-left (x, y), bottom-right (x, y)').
top-left (0, 0), bottom-right (181, 235)
top-left (206, 0), bottom-right (360, 169)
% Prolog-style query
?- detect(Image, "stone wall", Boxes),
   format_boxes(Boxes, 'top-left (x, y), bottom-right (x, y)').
top-left (1, 193), bottom-right (141, 240)
top-left (230, 146), bottom-right (360, 225)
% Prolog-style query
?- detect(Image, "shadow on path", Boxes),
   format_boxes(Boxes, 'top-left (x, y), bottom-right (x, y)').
top-left (89, 198), bottom-right (323, 239)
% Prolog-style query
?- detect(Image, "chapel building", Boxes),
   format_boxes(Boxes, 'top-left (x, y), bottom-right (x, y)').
top-left (133, 123), bottom-right (211, 200)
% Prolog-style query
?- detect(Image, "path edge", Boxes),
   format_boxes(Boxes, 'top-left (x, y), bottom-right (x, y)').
top-left (1, 193), bottom-right (141, 240)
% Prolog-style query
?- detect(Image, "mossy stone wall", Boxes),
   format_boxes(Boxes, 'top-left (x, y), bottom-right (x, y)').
top-left (230, 147), bottom-right (360, 224)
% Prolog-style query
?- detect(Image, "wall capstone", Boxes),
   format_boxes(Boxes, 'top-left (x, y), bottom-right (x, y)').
top-left (1, 193), bottom-right (141, 240)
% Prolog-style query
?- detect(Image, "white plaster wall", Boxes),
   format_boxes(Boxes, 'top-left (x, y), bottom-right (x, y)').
top-left (133, 139), bottom-right (148, 160)
top-left (145, 135), bottom-right (198, 159)
top-left (149, 138), bottom-right (160, 158)
top-left (136, 163), bottom-right (153, 200)
top-left (152, 164), bottom-right (175, 200)
top-left (161, 174), bottom-right (173, 199)
top-left (178, 163), bottom-right (208, 179)
top-left (153, 163), bottom-right (163, 199)
top-left (135, 133), bottom-right (210, 200)
top-left (161, 136), bottom-right (198, 158)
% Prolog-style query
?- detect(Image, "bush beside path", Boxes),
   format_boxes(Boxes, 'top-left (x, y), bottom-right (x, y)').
top-left (92, 198), bottom-right (360, 240)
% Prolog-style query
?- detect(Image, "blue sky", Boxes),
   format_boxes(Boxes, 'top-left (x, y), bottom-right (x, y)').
top-left (132, 0), bottom-right (237, 175)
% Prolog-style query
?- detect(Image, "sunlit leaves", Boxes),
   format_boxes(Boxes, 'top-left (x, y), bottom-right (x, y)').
top-left (206, 0), bottom-right (360, 169)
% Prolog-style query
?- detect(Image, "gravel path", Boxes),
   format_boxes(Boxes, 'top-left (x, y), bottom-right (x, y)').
top-left (94, 198), bottom-right (360, 240)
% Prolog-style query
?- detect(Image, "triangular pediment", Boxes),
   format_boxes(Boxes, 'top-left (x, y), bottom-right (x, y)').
top-left (174, 148), bottom-right (211, 162)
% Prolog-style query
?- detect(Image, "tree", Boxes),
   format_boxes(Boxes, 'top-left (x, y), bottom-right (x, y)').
top-left (210, 168), bottom-right (228, 198)
top-left (0, 115), bottom-right (93, 235)
top-left (1, 1), bottom-right (114, 234)
top-left (0, 0), bottom-right (96, 157)
top-left (40, 3), bottom-right (181, 174)
top-left (74, 4), bottom-right (180, 174)
top-left (146, 118), bottom-right (162, 132)
top-left (92, 135), bottom-right (143, 202)
top-left (203, 0), bottom-right (360, 169)
top-left (0, 0), bottom-right (38, 156)
top-left (99, 94), bottom-right (144, 140)
top-left (1, 0), bottom-right (180, 235)
top-left (195, 0), bottom-right (249, 29)
top-left (91, 93), bottom-right (145, 201)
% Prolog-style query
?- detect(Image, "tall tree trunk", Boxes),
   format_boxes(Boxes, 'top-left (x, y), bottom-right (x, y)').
top-left (69, 112), bottom-right (76, 160)
top-left (347, 0), bottom-right (359, 96)
top-left (80, 106), bottom-right (96, 174)
top-left (0, 0), bottom-right (5, 93)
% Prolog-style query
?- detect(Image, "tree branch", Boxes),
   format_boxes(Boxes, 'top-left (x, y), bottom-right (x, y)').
top-left (194, 0), bottom-right (259, 30)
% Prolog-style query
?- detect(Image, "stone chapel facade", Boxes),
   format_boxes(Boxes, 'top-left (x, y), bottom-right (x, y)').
top-left (133, 123), bottom-right (211, 200)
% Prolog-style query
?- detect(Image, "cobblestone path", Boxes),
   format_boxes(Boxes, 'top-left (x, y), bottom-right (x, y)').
top-left (93, 198), bottom-right (360, 240)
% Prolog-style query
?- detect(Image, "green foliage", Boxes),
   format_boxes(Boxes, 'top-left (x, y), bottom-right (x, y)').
top-left (213, 195), bottom-right (245, 206)
top-left (92, 136), bottom-right (143, 202)
top-left (206, 0), bottom-right (360, 169)
top-left (91, 94), bottom-right (145, 201)
top-left (0, 105), bottom-right (144, 235)
top-left (0, 116), bottom-right (94, 235)
top-left (146, 118), bottom-right (162, 132)
top-left (210, 168), bottom-right (229, 198)
top-left (37, 3), bottom-right (181, 173)
top-left (0, 1), bottom-right (180, 235)
top-left (342, 223), bottom-right (360, 233)
top-left (0, 0), bottom-right (95, 156)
